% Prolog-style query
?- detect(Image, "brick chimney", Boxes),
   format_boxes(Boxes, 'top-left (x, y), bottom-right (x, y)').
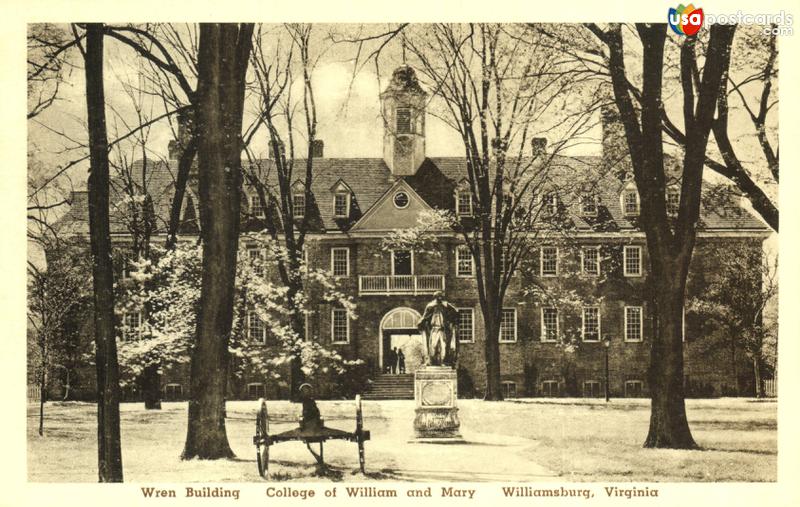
top-left (531, 137), bottom-right (547, 158)
top-left (311, 139), bottom-right (324, 158)
top-left (168, 108), bottom-right (194, 161)
top-left (600, 84), bottom-right (631, 180)
top-left (268, 139), bottom-right (286, 159)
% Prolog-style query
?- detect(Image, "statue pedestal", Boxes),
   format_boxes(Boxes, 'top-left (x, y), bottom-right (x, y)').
top-left (413, 366), bottom-right (462, 441)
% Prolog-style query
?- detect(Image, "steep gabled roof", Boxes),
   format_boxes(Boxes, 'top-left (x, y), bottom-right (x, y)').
top-left (55, 154), bottom-right (769, 236)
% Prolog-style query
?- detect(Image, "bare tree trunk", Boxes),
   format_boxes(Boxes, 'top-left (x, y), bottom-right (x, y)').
top-left (645, 274), bottom-right (696, 449)
top-left (84, 22), bottom-right (124, 482)
top-left (142, 364), bottom-right (162, 409)
top-left (182, 23), bottom-right (253, 460)
top-left (482, 305), bottom-right (502, 401)
top-left (38, 342), bottom-right (46, 436)
top-left (753, 357), bottom-right (763, 398)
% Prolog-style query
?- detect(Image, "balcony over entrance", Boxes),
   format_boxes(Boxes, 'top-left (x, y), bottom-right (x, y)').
top-left (358, 275), bottom-right (445, 296)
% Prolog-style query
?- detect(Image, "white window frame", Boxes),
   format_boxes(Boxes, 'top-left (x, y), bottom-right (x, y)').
top-left (391, 249), bottom-right (414, 276)
top-left (331, 308), bottom-right (350, 344)
top-left (542, 192), bottom-right (558, 215)
top-left (625, 380), bottom-right (644, 398)
top-left (247, 311), bottom-right (267, 344)
top-left (247, 247), bottom-right (266, 277)
top-left (541, 380), bottom-right (559, 397)
top-left (247, 382), bottom-right (266, 399)
top-left (540, 307), bottom-right (559, 343)
top-left (456, 307), bottom-right (475, 343)
top-left (330, 247), bottom-right (350, 277)
top-left (164, 383), bottom-right (183, 399)
top-left (293, 192), bottom-right (306, 218)
top-left (581, 246), bottom-right (600, 276)
top-left (581, 194), bottom-right (598, 217)
top-left (624, 306), bottom-right (644, 342)
top-left (666, 188), bottom-right (680, 216)
top-left (333, 192), bottom-right (350, 218)
top-left (583, 380), bottom-right (601, 398)
top-left (250, 194), bottom-right (266, 219)
top-left (455, 245), bottom-right (474, 277)
top-left (540, 246), bottom-right (558, 277)
top-left (456, 190), bottom-right (473, 216)
top-left (581, 306), bottom-right (601, 342)
top-left (499, 308), bottom-right (518, 343)
top-left (502, 381), bottom-right (518, 399)
top-left (623, 245), bottom-right (643, 277)
top-left (622, 189), bottom-right (640, 216)
top-left (122, 311), bottom-right (143, 341)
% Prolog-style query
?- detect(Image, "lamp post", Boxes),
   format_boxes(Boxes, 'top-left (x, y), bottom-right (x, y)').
top-left (603, 336), bottom-right (611, 402)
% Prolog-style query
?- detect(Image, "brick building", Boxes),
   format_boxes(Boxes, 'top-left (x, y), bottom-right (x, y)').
top-left (56, 66), bottom-right (770, 401)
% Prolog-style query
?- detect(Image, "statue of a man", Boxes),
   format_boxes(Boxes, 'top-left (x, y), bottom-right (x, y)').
top-left (417, 291), bottom-right (459, 367)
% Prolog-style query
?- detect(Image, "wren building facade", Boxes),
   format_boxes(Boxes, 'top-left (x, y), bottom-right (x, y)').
top-left (57, 66), bottom-right (771, 401)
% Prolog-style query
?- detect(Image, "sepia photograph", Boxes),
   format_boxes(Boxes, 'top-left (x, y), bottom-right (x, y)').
top-left (19, 7), bottom-right (791, 500)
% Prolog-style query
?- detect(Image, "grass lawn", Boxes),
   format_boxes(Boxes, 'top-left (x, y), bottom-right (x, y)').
top-left (27, 397), bottom-right (776, 482)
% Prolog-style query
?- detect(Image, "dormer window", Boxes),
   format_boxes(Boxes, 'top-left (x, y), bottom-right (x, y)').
top-left (622, 188), bottom-right (639, 216)
top-left (293, 192), bottom-right (306, 218)
top-left (581, 194), bottom-right (598, 217)
top-left (666, 187), bottom-right (680, 216)
top-left (333, 193), bottom-right (349, 218)
top-left (542, 192), bottom-right (558, 215)
top-left (249, 194), bottom-right (266, 220)
top-left (456, 190), bottom-right (473, 216)
top-left (396, 107), bottom-right (412, 134)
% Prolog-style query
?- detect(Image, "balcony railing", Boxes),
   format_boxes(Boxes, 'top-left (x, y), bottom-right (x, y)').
top-left (358, 275), bottom-right (445, 296)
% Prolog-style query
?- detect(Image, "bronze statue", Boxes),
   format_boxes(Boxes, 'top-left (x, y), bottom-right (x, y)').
top-left (417, 291), bottom-right (460, 367)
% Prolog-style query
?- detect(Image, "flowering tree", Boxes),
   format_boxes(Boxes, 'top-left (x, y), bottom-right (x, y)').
top-left (117, 239), bottom-right (360, 397)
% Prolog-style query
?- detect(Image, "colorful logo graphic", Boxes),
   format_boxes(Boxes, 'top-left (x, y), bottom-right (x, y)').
top-left (668, 4), bottom-right (705, 36)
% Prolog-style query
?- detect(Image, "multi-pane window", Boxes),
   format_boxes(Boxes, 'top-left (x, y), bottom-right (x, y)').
top-left (667, 189), bottom-right (680, 216)
top-left (502, 382), bottom-right (518, 399)
top-left (456, 191), bottom-right (473, 216)
top-left (582, 247), bottom-right (600, 275)
top-left (582, 307), bottom-right (600, 342)
top-left (456, 246), bottom-right (474, 277)
top-left (583, 380), bottom-right (601, 398)
top-left (542, 192), bottom-right (558, 215)
top-left (333, 193), bottom-right (349, 217)
top-left (122, 311), bottom-right (142, 341)
top-left (164, 383), bottom-right (183, 401)
top-left (247, 311), bottom-right (267, 343)
top-left (624, 246), bottom-right (642, 276)
top-left (247, 383), bottom-right (266, 400)
top-left (247, 247), bottom-right (265, 277)
top-left (250, 195), bottom-right (266, 219)
top-left (625, 306), bottom-right (643, 342)
top-left (331, 247), bottom-right (349, 277)
top-left (540, 247), bottom-right (558, 276)
top-left (293, 192), bottom-right (306, 218)
top-left (625, 380), bottom-right (644, 397)
top-left (541, 380), bottom-right (559, 397)
top-left (499, 308), bottom-right (517, 343)
top-left (396, 107), bottom-right (411, 134)
top-left (541, 307), bottom-right (559, 342)
top-left (392, 250), bottom-right (413, 276)
top-left (457, 308), bottom-right (474, 343)
top-left (623, 190), bottom-right (639, 216)
top-left (331, 308), bottom-right (349, 343)
top-left (581, 194), bottom-right (598, 216)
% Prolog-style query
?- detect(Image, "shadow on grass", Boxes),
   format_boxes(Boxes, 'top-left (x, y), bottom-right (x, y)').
top-left (693, 420), bottom-right (777, 431)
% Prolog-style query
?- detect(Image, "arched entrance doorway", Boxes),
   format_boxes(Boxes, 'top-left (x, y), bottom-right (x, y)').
top-left (379, 307), bottom-right (426, 374)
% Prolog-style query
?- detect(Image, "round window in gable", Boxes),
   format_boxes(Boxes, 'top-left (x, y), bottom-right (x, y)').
top-left (393, 191), bottom-right (410, 209)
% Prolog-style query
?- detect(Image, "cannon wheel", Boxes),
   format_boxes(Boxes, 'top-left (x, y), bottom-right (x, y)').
top-left (355, 395), bottom-right (365, 474)
top-left (256, 398), bottom-right (270, 479)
